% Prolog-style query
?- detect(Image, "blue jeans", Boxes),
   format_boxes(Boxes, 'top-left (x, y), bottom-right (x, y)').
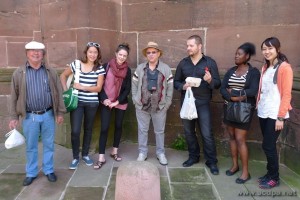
top-left (182, 103), bottom-right (218, 165)
top-left (23, 109), bottom-right (55, 177)
top-left (259, 117), bottom-right (281, 180)
top-left (70, 101), bottom-right (99, 159)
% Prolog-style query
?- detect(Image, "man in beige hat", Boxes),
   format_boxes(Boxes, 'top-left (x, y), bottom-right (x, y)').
top-left (9, 41), bottom-right (66, 186)
top-left (132, 41), bottom-right (173, 165)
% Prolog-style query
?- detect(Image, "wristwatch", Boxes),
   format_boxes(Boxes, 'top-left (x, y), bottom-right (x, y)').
top-left (277, 117), bottom-right (284, 121)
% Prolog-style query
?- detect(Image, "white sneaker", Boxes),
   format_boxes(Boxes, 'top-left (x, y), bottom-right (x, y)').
top-left (157, 154), bottom-right (168, 165)
top-left (137, 153), bottom-right (147, 161)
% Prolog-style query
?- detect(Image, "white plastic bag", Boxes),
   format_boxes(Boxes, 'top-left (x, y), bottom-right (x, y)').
top-left (180, 87), bottom-right (198, 120)
top-left (5, 129), bottom-right (25, 149)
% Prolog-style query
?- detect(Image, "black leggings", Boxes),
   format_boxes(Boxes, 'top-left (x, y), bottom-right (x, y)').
top-left (70, 101), bottom-right (99, 159)
top-left (98, 104), bottom-right (126, 154)
top-left (259, 117), bottom-right (281, 180)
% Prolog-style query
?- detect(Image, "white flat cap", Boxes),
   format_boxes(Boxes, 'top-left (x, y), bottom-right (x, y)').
top-left (25, 41), bottom-right (45, 50)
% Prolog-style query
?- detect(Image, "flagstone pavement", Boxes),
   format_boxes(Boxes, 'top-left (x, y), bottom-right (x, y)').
top-left (0, 142), bottom-right (299, 200)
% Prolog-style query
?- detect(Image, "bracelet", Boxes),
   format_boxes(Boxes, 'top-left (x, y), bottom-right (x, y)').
top-left (277, 117), bottom-right (284, 121)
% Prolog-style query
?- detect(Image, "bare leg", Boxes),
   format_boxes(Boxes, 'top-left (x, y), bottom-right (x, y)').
top-left (227, 125), bottom-right (239, 172)
top-left (235, 129), bottom-right (249, 179)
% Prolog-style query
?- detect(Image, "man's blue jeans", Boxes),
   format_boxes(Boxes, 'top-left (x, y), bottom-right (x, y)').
top-left (23, 109), bottom-right (55, 177)
top-left (182, 102), bottom-right (218, 165)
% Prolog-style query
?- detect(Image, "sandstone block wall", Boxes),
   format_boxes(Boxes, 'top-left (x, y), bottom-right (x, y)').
top-left (0, 0), bottom-right (299, 174)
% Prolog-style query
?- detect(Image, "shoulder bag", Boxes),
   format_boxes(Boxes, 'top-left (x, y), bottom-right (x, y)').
top-left (225, 91), bottom-right (252, 123)
top-left (63, 60), bottom-right (80, 112)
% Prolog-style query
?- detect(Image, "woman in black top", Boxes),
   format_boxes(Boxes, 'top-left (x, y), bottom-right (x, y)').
top-left (94, 43), bottom-right (131, 169)
top-left (220, 43), bottom-right (260, 184)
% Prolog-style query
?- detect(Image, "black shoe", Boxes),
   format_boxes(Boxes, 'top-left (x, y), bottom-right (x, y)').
top-left (46, 173), bottom-right (57, 182)
top-left (225, 167), bottom-right (239, 176)
top-left (236, 174), bottom-right (251, 184)
top-left (23, 176), bottom-right (37, 186)
top-left (182, 158), bottom-right (199, 167)
top-left (206, 164), bottom-right (219, 175)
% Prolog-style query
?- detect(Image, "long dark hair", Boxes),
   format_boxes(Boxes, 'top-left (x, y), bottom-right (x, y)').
top-left (81, 43), bottom-right (102, 71)
top-left (238, 42), bottom-right (256, 63)
top-left (261, 37), bottom-right (288, 67)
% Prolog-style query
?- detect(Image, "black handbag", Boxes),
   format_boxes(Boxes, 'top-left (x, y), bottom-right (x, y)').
top-left (225, 91), bottom-right (252, 123)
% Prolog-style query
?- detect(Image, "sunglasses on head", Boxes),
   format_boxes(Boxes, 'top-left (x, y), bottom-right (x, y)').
top-left (87, 42), bottom-right (100, 48)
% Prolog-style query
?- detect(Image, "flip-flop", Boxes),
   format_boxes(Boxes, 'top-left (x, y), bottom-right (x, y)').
top-left (93, 161), bottom-right (106, 170)
top-left (110, 154), bottom-right (122, 162)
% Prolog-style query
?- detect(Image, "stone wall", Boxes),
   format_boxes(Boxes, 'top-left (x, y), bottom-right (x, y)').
top-left (0, 0), bottom-right (299, 174)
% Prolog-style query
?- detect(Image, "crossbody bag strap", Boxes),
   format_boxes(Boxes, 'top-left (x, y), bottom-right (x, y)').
top-left (66, 60), bottom-right (80, 89)
top-left (74, 60), bottom-right (80, 83)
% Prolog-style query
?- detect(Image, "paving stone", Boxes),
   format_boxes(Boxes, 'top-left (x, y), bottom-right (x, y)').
top-left (171, 183), bottom-right (216, 200)
top-left (105, 174), bottom-right (116, 200)
top-left (2, 164), bottom-right (25, 174)
top-left (161, 177), bottom-right (172, 200)
top-left (0, 173), bottom-right (25, 200)
top-left (18, 169), bottom-right (73, 200)
top-left (63, 186), bottom-right (104, 200)
top-left (169, 167), bottom-right (209, 183)
top-left (68, 159), bottom-right (111, 187)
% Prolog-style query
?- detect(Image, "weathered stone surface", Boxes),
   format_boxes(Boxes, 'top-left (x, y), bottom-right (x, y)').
top-left (40, 0), bottom-right (65, 4)
top-left (89, 0), bottom-right (121, 31)
top-left (206, 25), bottom-right (300, 72)
top-left (18, 169), bottom-right (74, 200)
top-left (0, 173), bottom-right (25, 200)
top-left (115, 161), bottom-right (160, 200)
top-left (40, 0), bottom-right (87, 31)
top-left (43, 30), bottom-right (77, 42)
top-left (47, 42), bottom-right (77, 68)
top-left (281, 120), bottom-right (300, 150)
top-left (193, 0), bottom-right (300, 27)
top-left (123, 0), bottom-right (161, 3)
top-left (169, 167), bottom-right (208, 183)
top-left (0, 82), bottom-right (10, 95)
top-left (0, 42), bottom-right (7, 67)
top-left (63, 186), bottom-right (104, 200)
top-left (122, 1), bottom-right (192, 32)
top-left (7, 42), bottom-right (27, 67)
top-left (0, 0), bottom-right (40, 36)
top-left (281, 145), bottom-right (300, 175)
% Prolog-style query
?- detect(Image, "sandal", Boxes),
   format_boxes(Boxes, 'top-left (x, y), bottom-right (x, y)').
top-left (110, 154), bottom-right (122, 162)
top-left (93, 161), bottom-right (106, 170)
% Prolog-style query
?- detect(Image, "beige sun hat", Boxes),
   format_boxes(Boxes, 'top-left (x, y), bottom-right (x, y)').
top-left (142, 41), bottom-right (163, 57)
top-left (25, 41), bottom-right (45, 50)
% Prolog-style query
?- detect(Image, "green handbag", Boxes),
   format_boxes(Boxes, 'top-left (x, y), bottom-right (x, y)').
top-left (63, 60), bottom-right (80, 112)
top-left (63, 87), bottom-right (78, 112)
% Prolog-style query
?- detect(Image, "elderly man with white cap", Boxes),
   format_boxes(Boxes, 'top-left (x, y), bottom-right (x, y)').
top-left (9, 41), bottom-right (66, 186)
top-left (132, 41), bottom-right (173, 165)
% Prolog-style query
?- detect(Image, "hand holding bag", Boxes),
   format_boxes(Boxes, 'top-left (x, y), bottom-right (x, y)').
top-left (5, 129), bottom-right (25, 149)
top-left (225, 91), bottom-right (252, 123)
top-left (63, 60), bottom-right (80, 112)
top-left (180, 87), bottom-right (198, 120)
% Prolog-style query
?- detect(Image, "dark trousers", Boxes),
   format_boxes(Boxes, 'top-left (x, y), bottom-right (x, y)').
top-left (98, 105), bottom-right (126, 154)
top-left (259, 117), bottom-right (281, 180)
top-left (182, 103), bottom-right (218, 165)
top-left (70, 101), bottom-right (99, 159)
